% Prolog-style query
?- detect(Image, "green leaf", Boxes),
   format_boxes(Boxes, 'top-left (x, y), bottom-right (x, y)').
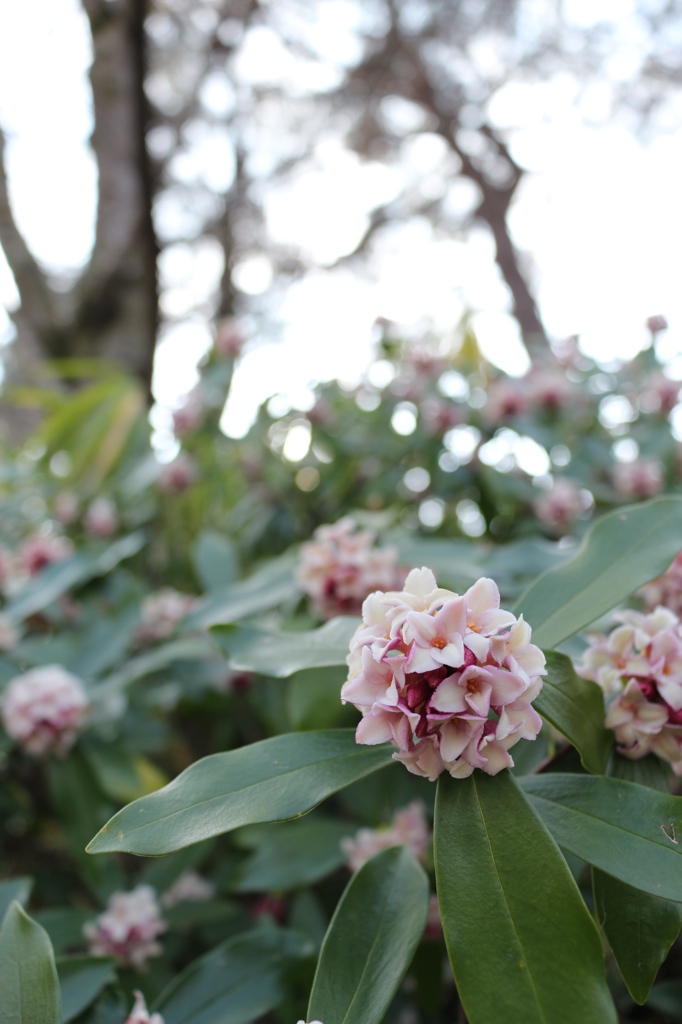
top-left (187, 552), bottom-right (299, 629)
top-left (535, 651), bottom-right (612, 774)
top-left (0, 878), bottom-right (33, 925)
top-left (593, 872), bottom-right (682, 1004)
top-left (212, 617), bottom-right (357, 677)
top-left (4, 533), bottom-right (145, 625)
top-left (435, 771), bottom-right (616, 1024)
top-left (287, 666), bottom-right (349, 730)
top-left (154, 926), bottom-right (311, 1024)
top-left (515, 497), bottom-right (682, 649)
top-left (592, 754), bottom-right (682, 1004)
top-left (87, 730), bottom-right (393, 856)
top-left (233, 815), bottom-right (353, 893)
top-left (34, 910), bottom-right (94, 955)
top-left (57, 956), bottom-right (117, 1023)
top-left (307, 847), bottom-right (429, 1024)
top-left (521, 774), bottom-right (682, 901)
top-left (192, 530), bottom-right (238, 592)
top-left (0, 902), bottom-right (62, 1024)
top-left (97, 637), bottom-right (216, 696)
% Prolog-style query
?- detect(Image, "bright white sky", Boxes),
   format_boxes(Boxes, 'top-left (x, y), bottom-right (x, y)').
top-left (0, 0), bottom-right (681, 437)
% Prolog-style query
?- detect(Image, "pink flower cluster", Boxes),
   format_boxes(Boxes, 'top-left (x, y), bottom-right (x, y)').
top-left (612, 458), bottom-right (663, 500)
top-left (640, 552), bottom-right (682, 617)
top-left (157, 453), bottom-right (198, 494)
top-left (125, 992), bottom-right (164, 1024)
top-left (16, 533), bottom-right (73, 579)
top-left (298, 518), bottom-right (402, 620)
top-left (342, 568), bottom-right (546, 780)
top-left (534, 478), bottom-right (591, 531)
top-left (84, 497), bottom-right (118, 538)
top-left (581, 606), bottom-right (682, 773)
top-left (341, 801), bottom-right (431, 872)
top-left (84, 885), bottom-right (166, 970)
top-left (1, 666), bottom-right (88, 756)
top-left (136, 589), bottom-right (197, 645)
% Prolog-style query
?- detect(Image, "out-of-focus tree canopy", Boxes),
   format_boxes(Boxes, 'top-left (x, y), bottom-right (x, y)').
top-left (1, 0), bottom-right (682, 397)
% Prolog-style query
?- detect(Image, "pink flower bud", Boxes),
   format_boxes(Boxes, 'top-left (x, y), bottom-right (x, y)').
top-left (534, 478), bottom-right (590, 531)
top-left (2, 666), bottom-right (88, 756)
top-left (84, 497), bottom-right (118, 538)
top-left (126, 992), bottom-right (164, 1024)
top-left (157, 453), bottom-right (198, 494)
top-left (84, 885), bottom-right (166, 970)
top-left (135, 589), bottom-right (197, 645)
top-left (612, 458), bottom-right (663, 499)
top-left (342, 569), bottom-right (546, 780)
top-left (18, 533), bottom-right (73, 577)
top-left (484, 379), bottom-right (528, 422)
top-left (214, 317), bottom-right (244, 359)
top-left (646, 314), bottom-right (668, 334)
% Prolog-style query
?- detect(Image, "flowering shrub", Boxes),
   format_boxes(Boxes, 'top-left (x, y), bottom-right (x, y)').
top-left (3, 324), bottom-right (682, 1023)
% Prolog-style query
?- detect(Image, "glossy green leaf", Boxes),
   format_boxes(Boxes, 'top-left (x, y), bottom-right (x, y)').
top-left (0, 878), bottom-right (33, 925)
top-left (193, 530), bottom-right (238, 592)
top-left (212, 617), bottom-right (357, 677)
top-left (87, 730), bottom-right (393, 856)
top-left (592, 755), bottom-right (682, 1004)
top-left (57, 956), bottom-right (117, 1023)
top-left (233, 815), bottom-right (353, 892)
top-left (97, 637), bottom-right (216, 696)
top-left (535, 651), bottom-right (612, 774)
top-left (307, 846), bottom-right (429, 1024)
top-left (435, 771), bottom-right (616, 1024)
top-left (0, 902), bottom-right (62, 1024)
top-left (515, 497), bottom-right (682, 649)
top-left (521, 774), bottom-right (682, 900)
top-left (187, 552), bottom-right (299, 629)
top-left (4, 533), bottom-right (145, 625)
top-left (287, 666), bottom-right (349, 730)
top-left (34, 910), bottom-right (94, 956)
top-left (154, 926), bottom-right (311, 1024)
top-left (593, 872), bottom-right (682, 1004)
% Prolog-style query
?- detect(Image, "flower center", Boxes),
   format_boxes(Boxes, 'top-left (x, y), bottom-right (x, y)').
top-left (432, 637), bottom-right (447, 650)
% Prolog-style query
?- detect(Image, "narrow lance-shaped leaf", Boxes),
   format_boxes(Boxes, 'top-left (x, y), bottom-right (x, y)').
top-left (57, 956), bottom-right (117, 1023)
top-left (515, 496), bottom-right (682, 650)
top-left (0, 902), bottom-right (62, 1024)
top-left (211, 617), bottom-right (357, 677)
top-left (87, 730), bottom-right (393, 856)
top-left (534, 651), bottom-right (612, 774)
top-left (592, 755), bottom-right (682, 1005)
top-left (154, 927), bottom-right (311, 1024)
top-left (307, 846), bottom-right (430, 1024)
top-left (435, 771), bottom-right (616, 1024)
top-left (521, 774), bottom-right (682, 901)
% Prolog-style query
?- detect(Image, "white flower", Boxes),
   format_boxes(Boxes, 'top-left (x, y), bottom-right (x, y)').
top-left (136, 589), bottom-right (197, 645)
top-left (125, 991), bottom-right (164, 1024)
top-left (341, 801), bottom-right (431, 872)
top-left (160, 871), bottom-right (216, 908)
top-left (2, 666), bottom-right (88, 756)
top-left (84, 885), bottom-right (166, 970)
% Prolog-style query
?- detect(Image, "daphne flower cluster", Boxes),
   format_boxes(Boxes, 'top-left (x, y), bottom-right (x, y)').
top-left (341, 801), bottom-right (431, 872)
top-left (640, 552), bottom-right (682, 617)
top-left (612, 457), bottom-right (663, 500)
top-left (84, 885), bottom-right (166, 970)
top-left (580, 606), bottom-right (682, 773)
top-left (534, 478), bottom-right (591, 531)
top-left (341, 568), bottom-right (546, 780)
top-left (84, 497), bottom-right (118, 538)
top-left (298, 518), bottom-right (402, 620)
top-left (125, 992), bottom-right (164, 1024)
top-left (157, 453), bottom-right (198, 494)
top-left (1, 666), bottom-right (88, 756)
top-left (136, 589), bottom-right (197, 645)
top-left (16, 533), bottom-right (73, 579)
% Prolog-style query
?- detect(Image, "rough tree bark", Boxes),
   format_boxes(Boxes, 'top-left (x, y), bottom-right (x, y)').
top-left (0, 0), bottom-right (158, 401)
